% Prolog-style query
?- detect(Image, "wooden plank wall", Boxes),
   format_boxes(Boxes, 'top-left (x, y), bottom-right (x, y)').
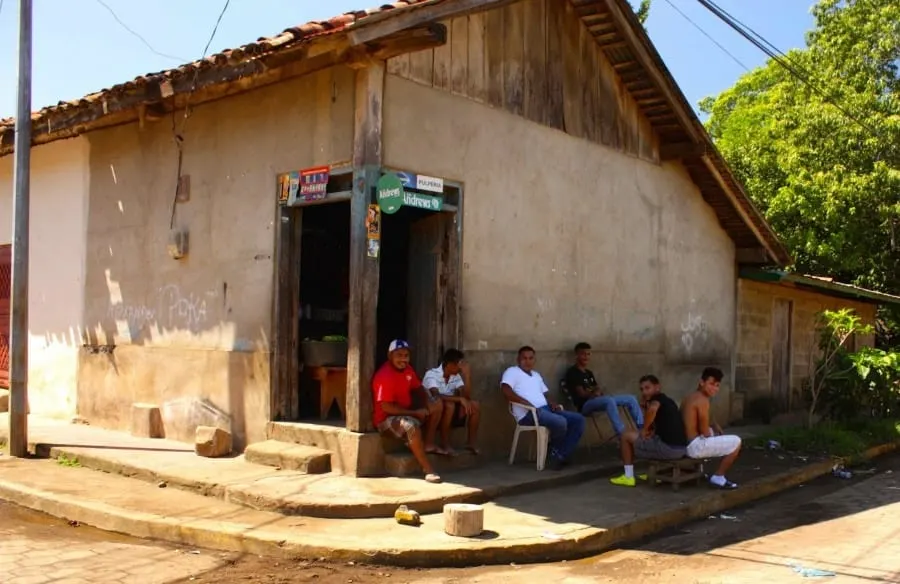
top-left (387, 0), bottom-right (658, 162)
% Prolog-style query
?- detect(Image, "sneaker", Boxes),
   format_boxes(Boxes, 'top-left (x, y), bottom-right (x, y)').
top-left (609, 474), bottom-right (636, 487)
top-left (710, 478), bottom-right (738, 490)
top-left (637, 473), bottom-right (649, 481)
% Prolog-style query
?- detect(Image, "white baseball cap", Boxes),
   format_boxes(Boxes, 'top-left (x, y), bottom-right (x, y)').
top-left (388, 339), bottom-right (410, 353)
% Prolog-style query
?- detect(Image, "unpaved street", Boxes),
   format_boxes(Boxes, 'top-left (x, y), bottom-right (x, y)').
top-left (3, 452), bottom-right (900, 584)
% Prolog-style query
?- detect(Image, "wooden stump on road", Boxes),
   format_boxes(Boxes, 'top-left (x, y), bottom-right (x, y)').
top-left (443, 503), bottom-right (484, 537)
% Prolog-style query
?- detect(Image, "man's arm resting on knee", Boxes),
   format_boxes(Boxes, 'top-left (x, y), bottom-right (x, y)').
top-left (381, 401), bottom-right (427, 419)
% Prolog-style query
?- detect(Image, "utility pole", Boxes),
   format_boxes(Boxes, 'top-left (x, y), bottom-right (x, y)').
top-left (8, 0), bottom-right (33, 458)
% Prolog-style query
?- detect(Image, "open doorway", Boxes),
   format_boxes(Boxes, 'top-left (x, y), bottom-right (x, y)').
top-left (376, 205), bottom-right (460, 378)
top-left (297, 202), bottom-right (350, 421)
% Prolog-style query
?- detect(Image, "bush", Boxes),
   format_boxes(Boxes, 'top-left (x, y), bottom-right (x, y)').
top-left (810, 310), bottom-right (900, 422)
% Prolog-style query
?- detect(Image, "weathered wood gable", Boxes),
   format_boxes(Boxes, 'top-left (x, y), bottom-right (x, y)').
top-left (387, 0), bottom-right (658, 162)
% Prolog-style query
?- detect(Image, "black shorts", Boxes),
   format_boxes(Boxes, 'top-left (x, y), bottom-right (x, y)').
top-left (634, 435), bottom-right (686, 460)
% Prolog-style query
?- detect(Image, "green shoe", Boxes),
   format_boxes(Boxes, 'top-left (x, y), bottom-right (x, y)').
top-left (637, 473), bottom-right (648, 481)
top-left (610, 474), bottom-right (636, 487)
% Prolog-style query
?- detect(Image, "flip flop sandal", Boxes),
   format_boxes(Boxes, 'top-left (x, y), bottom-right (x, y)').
top-left (425, 473), bottom-right (442, 484)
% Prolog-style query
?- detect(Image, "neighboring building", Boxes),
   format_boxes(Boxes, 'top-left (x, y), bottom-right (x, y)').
top-left (0, 0), bottom-right (792, 473)
top-left (735, 269), bottom-right (900, 420)
top-left (0, 138), bottom-right (90, 419)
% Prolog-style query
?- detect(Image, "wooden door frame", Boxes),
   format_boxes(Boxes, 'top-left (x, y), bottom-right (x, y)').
top-left (383, 166), bottom-right (464, 359)
top-left (270, 171), bottom-right (354, 424)
top-left (271, 204), bottom-right (303, 422)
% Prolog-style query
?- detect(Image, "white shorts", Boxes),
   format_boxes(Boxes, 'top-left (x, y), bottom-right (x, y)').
top-left (686, 434), bottom-right (741, 459)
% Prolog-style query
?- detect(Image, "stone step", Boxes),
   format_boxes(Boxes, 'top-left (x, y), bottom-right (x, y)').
top-left (243, 440), bottom-right (332, 474)
top-left (385, 449), bottom-right (481, 477)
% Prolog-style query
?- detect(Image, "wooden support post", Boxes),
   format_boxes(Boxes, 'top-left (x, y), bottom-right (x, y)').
top-left (346, 61), bottom-right (385, 433)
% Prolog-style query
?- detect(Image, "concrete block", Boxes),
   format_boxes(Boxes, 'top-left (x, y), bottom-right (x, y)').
top-left (195, 426), bottom-right (232, 458)
top-left (131, 403), bottom-right (164, 438)
top-left (443, 503), bottom-right (484, 537)
top-left (161, 397), bottom-right (232, 444)
top-left (244, 440), bottom-right (331, 473)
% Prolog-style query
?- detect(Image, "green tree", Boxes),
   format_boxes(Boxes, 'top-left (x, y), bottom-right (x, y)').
top-left (636, 0), bottom-right (652, 25)
top-left (700, 0), bottom-right (900, 295)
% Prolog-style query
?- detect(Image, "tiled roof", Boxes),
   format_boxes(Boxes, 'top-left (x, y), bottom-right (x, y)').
top-left (0, 1), bottom-right (429, 132)
top-left (0, 0), bottom-right (790, 266)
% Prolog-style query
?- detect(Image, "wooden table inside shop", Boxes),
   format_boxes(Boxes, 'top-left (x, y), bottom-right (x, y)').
top-left (308, 366), bottom-right (347, 420)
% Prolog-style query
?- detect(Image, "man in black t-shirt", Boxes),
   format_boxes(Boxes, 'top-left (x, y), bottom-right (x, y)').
top-left (563, 343), bottom-right (643, 436)
top-left (609, 374), bottom-right (688, 488)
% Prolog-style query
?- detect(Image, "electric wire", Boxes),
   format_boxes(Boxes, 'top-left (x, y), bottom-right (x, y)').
top-left (169, 0), bottom-right (232, 229)
top-left (93, 0), bottom-right (187, 63)
top-left (695, 0), bottom-right (883, 139)
top-left (661, 0), bottom-right (750, 72)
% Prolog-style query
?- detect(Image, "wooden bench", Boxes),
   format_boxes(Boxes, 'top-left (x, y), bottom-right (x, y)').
top-left (647, 458), bottom-right (704, 491)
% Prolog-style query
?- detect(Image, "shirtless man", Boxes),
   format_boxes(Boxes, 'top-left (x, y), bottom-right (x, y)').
top-left (681, 367), bottom-right (741, 490)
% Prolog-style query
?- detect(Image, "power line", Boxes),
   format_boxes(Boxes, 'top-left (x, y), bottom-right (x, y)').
top-left (200, 0), bottom-right (231, 61)
top-left (169, 0), bottom-right (232, 229)
top-left (179, 0), bottom-right (232, 124)
top-left (93, 0), bottom-right (187, 63)
top-left (695, 0), bottom-right (883, 139)
top-left (661, 0), bottom-right (750, 72)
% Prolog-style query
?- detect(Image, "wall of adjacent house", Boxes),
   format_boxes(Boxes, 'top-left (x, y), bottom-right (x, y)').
top-left (383, 73), bottom-right (736, 456)
top-left (77, 66), bottom-right (355, 448)
top-left (736, 278), bottom-right (877, 412)
top-left (0, 137), bottom-right (90, 419)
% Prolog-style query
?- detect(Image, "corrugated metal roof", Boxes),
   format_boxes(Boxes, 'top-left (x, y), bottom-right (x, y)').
top-left (740, 268), bottom-right (900, 306)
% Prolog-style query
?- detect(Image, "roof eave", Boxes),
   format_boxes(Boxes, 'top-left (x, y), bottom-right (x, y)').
top-left (740, 268), bottom-right (900, 307)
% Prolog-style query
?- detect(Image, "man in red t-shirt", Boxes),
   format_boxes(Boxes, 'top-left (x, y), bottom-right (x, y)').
top-left (372, 339), bottom-right (444, 483)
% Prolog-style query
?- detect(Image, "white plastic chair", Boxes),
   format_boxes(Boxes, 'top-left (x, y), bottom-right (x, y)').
top-left (507, 403), bottom-right (550, 471)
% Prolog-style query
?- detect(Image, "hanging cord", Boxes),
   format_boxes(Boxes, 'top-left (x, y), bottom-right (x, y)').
top-left (168, 0), bottom-right (231, 230)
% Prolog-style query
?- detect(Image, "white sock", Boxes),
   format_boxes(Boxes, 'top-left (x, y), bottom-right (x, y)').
top-left (710, 474), bottom-right (726, 486)
top-left (624, 465), bottom-right (635, 479)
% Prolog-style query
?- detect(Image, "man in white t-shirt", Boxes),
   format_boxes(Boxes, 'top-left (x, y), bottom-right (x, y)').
top-left (501, 346), bottom-right (585, 470)
top-left (422, 348), bottom-right (481, 456)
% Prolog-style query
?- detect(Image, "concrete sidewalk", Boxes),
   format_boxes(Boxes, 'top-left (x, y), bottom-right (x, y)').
top-left (0, 415), bottom-right (631, 519)
top-left (3, 445), bottom-right (892, 567)
top-left (4, 415), bottom-right (895, 566)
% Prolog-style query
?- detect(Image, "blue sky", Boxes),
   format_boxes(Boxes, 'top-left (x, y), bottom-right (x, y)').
top-left (0, 0), bottom-right (815, 120)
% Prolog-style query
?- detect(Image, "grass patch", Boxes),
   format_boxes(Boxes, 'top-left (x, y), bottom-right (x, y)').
top-left (751, 419), bottom-right (900, 458)
top-left (56, 453), bottom-right (81, 467)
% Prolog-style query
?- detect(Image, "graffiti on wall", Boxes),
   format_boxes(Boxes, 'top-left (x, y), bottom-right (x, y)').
top-left (680, 312), bottom-right (708, 355)
top-left (108, 284), bottom-right (219, 333)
